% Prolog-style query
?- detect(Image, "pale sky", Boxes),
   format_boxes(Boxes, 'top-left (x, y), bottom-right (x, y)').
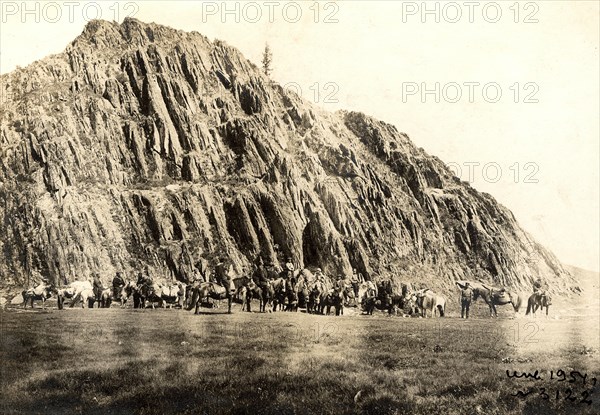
top-left (1, 1), bottom-right (598, 271)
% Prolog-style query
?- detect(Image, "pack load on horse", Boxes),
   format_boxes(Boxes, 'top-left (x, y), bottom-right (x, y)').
top-left (22, 279), bottom-right (55, 309)
top-left (57, 280), bottom-right (92, 309)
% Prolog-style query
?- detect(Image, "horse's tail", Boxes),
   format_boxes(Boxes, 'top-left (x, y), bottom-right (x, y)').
top-left (513, 295), bottom-right (522, 313)
top-left (437, 304), bottom-right (445, 317)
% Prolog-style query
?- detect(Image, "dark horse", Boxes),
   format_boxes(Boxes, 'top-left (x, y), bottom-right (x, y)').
top-left (238, 279), bottom-right (272, 313)
top-left (187, 278), bottom-right (245, 314)
top-left (456, 281), bottom-right (524, 317)
top-left (526, 291), bottom-right (552, 317)
top-left (322, 289), bottom-right (344, 316)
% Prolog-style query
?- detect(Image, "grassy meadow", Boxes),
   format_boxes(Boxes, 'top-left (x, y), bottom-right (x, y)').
top-left (0, 302), bottom-right (598, 415)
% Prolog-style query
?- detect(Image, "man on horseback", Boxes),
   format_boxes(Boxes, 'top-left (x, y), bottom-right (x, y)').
top-left (533, 278), bottom-right (548, 295)
top-left (284, 256), bottom-right (295, 278)
top-left (192, 267), bottom-right (205, 284)
top-left (215, 257), bottom-right (234, 293)
top-left (112, 272), bottom-right (125, 299)
top-left (254, 256), bottom-right (269, 291)
top-left (460, 282), bottom-right (473, 319)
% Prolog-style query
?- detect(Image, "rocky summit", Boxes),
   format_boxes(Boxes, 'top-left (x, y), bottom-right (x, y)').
top-left (0, 18), bottom-right (576, 292)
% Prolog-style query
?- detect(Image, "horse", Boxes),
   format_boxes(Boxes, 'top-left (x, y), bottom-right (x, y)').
top-left (271, 278), bottom-right (287, 312)
top-left (187, 282), bottom-right (233, 314)
top-left (59, 284), bottom-right (95, 309)
top-left (118, 281), bottom-right (135, 307)
top-left (307, 285), bottom-right (322, 314)
top-left (413, 289), bottom-right (445, 318)
top-left (106, 281), bottom-right (134, 307)
top-left (295, 275), bottom-right (311, 310)
top-left (100, 288), bottom-right (113, 308)
top-left (21, 282), bottom-right (55, 309)
top-left (142, 283), bottom-right (163, 309)
top-left (158, 282), bottom-right (186, 309)
top-left (455, 280), bottom-right (524, 317)
top-left (238, 281), bottom-right (268, 313)
top-left (526, 291), bottom-right (552, 317)
top-left (72, 288), bottom-right (96, 308)
top-left (321, 288), bottom-right (344, 316)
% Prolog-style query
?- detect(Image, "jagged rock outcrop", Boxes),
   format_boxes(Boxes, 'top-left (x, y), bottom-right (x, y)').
top-left (0, 18), bottom-right (576, 292)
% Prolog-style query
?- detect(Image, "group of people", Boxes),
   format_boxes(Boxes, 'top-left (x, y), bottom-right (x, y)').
top-left (85, 255), bottom-right (376, 312)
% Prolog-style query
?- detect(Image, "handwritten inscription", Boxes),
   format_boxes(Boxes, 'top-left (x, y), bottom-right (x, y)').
top-left (506, 369), bottom-right (597, 405)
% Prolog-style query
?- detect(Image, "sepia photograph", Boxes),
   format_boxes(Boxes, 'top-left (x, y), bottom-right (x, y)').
top-left (0, 1), bottom-right (598, 414)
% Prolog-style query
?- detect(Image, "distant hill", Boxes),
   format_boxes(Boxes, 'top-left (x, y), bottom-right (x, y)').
top-left (0, 18), bottom-right (578, 293)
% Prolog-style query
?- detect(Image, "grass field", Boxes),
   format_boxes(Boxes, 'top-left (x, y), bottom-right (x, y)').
top-left (1, 301), bottom-right (598, 415)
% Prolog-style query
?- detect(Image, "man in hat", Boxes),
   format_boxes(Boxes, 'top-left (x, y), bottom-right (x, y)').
top-left (350, 268), bottom-right (364, 298)
top-left (92, 273), bottom-right (104, 306)
top-left (313, 268), bottom-right (325, 293)
top-left (284, 256), bottom-right (295, 280)
top-left (254, 256), bottom-right (270, 294)
top-left (334, 274), bottom-right (347, 303)
top-left (112, 271), bottom-right (125, 299)
top-left (533, 277), bottom-right (547, 295)
top-left (461, 282), bottom-right (473, 319)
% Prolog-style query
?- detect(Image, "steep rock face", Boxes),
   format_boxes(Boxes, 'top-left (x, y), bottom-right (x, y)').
top-left (0, 18), bottom-right (576, 292)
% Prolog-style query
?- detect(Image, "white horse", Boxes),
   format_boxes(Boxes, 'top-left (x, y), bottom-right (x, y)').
top-left (413, 289), bottom-right (446, 318)
top-left (22, 281), bottom-right (54, 309)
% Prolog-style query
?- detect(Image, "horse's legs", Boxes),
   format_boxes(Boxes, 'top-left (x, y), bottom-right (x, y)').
top-left (227, 296), bottom-right (232, 314)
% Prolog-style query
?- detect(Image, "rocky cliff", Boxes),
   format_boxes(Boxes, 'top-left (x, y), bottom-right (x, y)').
top-left (0, 18), bottom-right (576, 292)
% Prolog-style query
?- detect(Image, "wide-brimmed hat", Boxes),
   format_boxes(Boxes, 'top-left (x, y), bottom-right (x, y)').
top-left (315, 268), bottom-right (322, 273)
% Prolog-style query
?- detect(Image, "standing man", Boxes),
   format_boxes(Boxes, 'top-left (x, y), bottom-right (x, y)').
top-left (112, 272), bottom-right (125, 299)
top-left (461, 282), bottom-right (473, 319)
top-left (350, 268), bottom-right (364, 298)
top-left (92, 273), bottom-right (104, 306)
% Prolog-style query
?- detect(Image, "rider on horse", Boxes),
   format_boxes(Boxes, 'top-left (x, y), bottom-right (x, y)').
top-left (215, 257), bottom-right (234, 293)
top-left (533, 278), bottom-right (547, 294)
top-left (254, 256), bottom-right (269, 291)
